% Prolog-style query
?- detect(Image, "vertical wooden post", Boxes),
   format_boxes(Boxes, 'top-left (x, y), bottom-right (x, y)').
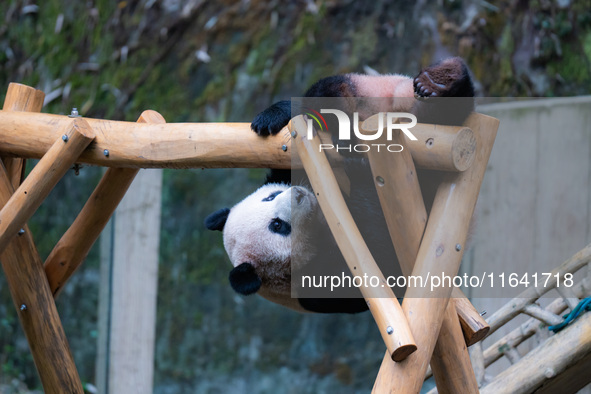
top-left (1, 83), bottom-right (45, 187)
top-left (0, 84), bottom-right (83, 393)
top-left (364, 118), bottom-right (479, 393)
top-left (372, 113), bottom-right (499, 393)
top-left (96, 112), bottom-right (164, 394)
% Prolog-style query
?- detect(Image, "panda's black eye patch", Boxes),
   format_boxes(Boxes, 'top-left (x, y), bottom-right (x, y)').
top-left (262, 191), bottom-right (282, 202)
top-left (269, 218), bottom-right (291, 236)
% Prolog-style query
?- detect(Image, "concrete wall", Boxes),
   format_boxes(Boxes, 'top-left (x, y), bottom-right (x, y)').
top-left (466, 97), bottom-right (591, 385)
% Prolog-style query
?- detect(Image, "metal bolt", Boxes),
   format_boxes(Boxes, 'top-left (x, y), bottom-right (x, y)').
top-left (62, 134), bottom-right (69, 142)
top-left (455, 243), bottom-right (462, 252)
top-left (544, 368), bottom-right (555, 378)
top-left (20, 304), bottom-right (27, 311)
top-left (480, 310), bottom-right (487, 317)
top-left (281, 144), bottom-right (288, 152)
top-left (386, 326), bottom-right (394, 335)
top-left (103, 149), bottom-right (110, 157)
top-left (18, 228), bottom-right (25, 236)
top-left (69, 108), bottom-right (79, 117)
top-left (291, 130), bottom-right (297, 138)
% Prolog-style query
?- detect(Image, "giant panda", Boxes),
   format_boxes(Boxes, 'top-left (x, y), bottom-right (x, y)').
top-left (205, 57), bottom-right (475, 313)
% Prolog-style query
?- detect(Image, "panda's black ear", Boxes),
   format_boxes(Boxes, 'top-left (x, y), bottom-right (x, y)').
top-left (229, 263), bottom-right (262, 295)
top-left (204, 208), bottom-right (230, 231)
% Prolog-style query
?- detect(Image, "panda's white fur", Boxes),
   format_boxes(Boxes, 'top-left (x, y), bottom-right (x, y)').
top-left (223, 183), bottom-right (319, 312)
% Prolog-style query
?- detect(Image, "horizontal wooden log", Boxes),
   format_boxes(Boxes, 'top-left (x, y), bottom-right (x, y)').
top-left (0, 118), bottom-right (95, 256)
top-left (45, 110), bottom-right (165, 297)
top-left (0, 110), bottom-right (471, 171)
top-left (290, 116), bottom-right (417, 362)
top-left (363, 115), bottom-right (477, 171)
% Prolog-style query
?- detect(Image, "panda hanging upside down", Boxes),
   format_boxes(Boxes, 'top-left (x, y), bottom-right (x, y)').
top-left (205, 57), bottom-right (475, 314)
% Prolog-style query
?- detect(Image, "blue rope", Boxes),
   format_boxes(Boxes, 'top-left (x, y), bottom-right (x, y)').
top-left (548, 297), bottom-right (591, 333)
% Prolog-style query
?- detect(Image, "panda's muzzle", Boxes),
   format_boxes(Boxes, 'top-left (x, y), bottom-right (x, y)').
top-left (229, 262), bottom-right (262, 295)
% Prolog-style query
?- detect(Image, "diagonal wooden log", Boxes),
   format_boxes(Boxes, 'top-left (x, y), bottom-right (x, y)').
top-left (372, 113), bottom-right (499, 393)
top-left (290, 116), bottom-right (416, 362)
top-left (0, 86), bottom-right (83, 393)
top-left (0, 118), bottom-right (95, 256)
top-left (0, 110), bottom-right (474, 172)
top-left (1, 83), bottom-right (45, 188)
top-left (45, 110), bottom-right (166, 297)
top-left (364, 115), bottom-right (489, 346)
top-left (363, 116), bottom-right (479, 393)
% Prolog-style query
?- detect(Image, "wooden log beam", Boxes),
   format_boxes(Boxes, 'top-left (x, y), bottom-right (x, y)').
top-left (364, 115), bottom-right (489, 346)
top-left (290, 116), bottom-right (417, 362)
top-left (480, 312), bottom-right (591, 394)
top-left (454, 296), bottom-right (490, 345)
top-left (1, 83), bottom-right (45, 188)
top-left (429, 302), bottom-right (478, 393)
top-left (0, 110), bottom-right (473, 171)
top-left (485, 242), bottom-right (591, 336)
top-left (0, 85), bottom-right (83, 393)
top-left (0, 118), bottom-right (95, 256)
top-left (372, 113), bottom-right (499, 393)
top-left (364, 118), bottom-right (478, 393)
top-left (402, 125), bottom-right (476, 172)
top-left (45, 110), bottom-right (165, 297)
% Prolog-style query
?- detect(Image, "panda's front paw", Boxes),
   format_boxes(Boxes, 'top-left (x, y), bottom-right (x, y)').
top-left (251, 100), bottom-right (292, 136)
top-left (413, 57), bottom-right (474, 98)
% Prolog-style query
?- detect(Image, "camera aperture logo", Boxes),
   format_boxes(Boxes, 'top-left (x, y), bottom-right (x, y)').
top-left (304, 109), bottom-right (418, 153)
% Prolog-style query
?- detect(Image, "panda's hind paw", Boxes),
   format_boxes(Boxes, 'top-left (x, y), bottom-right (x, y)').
top-left (413, 57), bottom-right (474, 99)
top-left (413, 71), bottom-right (445, 99)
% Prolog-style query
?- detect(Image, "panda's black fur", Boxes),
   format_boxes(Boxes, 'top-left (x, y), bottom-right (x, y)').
top-left (205, 57), bottom-right (475, 314)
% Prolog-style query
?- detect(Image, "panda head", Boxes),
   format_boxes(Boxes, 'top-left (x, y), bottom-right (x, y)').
top-left (205, 183), bottom-right (319, 308)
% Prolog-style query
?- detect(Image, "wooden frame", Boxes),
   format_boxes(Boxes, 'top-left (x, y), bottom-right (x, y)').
top-left (0, 82), bottom-right (497, 393)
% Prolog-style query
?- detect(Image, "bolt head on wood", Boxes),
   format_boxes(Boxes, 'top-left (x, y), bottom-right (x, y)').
top-left (70, 108), bottom-right (79, 117)
top-left (455, 243), bottom-right (462, 251)
top-left (103, 149), bottom-right (109, 157)
top-left (18, 228), bottom-right (25, 235)
top-left (20, 304), bottom-right (27, 311)
top-left (62, 134), bottom-right (68, 142)
top-left (282, 144), bottom-right (288, 152)
top-left (386, 326), bottom-right (394, 335)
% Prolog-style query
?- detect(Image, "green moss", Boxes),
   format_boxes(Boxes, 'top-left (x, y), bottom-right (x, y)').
top-left (584, 31), bottom-right (591, 64)
top-left (498, 24), bottom-right (514, 80)
top-left (547, 42), bottom-right (590, 86)
top-left (348, 22), bottom-right (379, 69)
